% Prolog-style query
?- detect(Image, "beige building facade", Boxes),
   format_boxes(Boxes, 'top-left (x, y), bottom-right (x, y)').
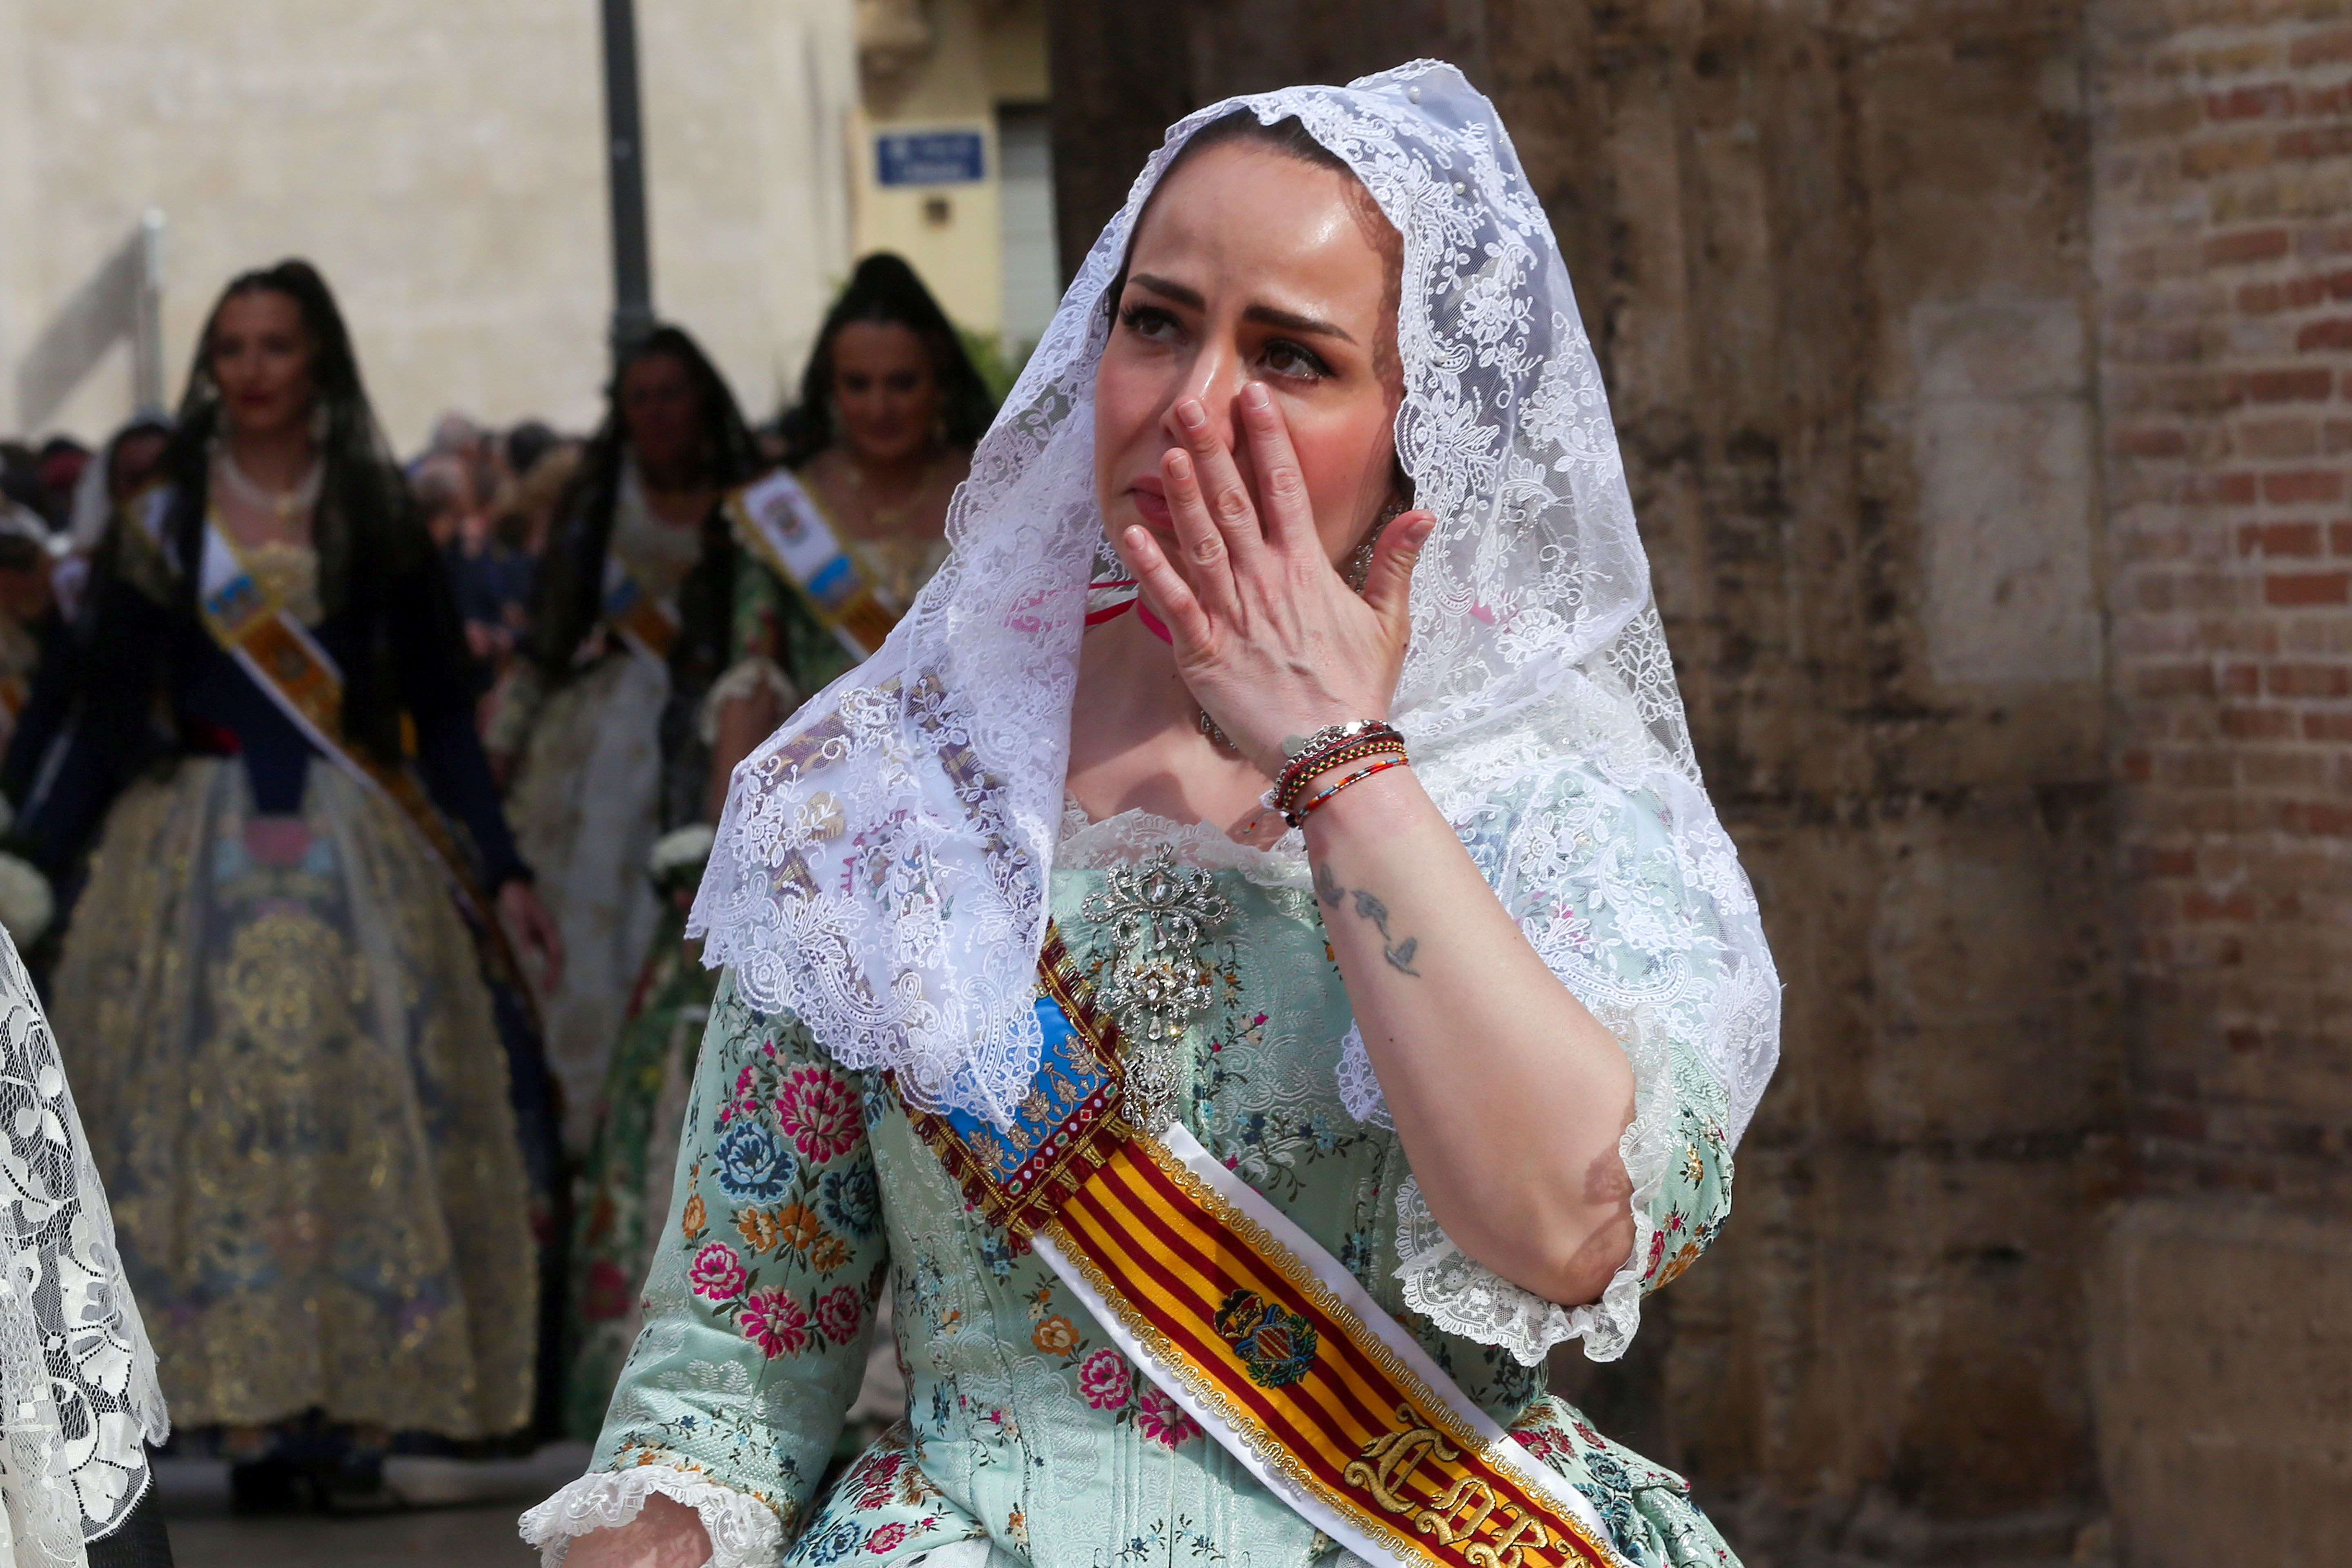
top-left (851, 0), bottom-right (1056, 356)
top-left (0, 0), bottom-right (865, 448)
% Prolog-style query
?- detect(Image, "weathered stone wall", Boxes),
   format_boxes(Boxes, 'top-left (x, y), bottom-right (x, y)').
top-left (1047, 4), bottom-right (2125, 1563)
top-left (1496, 9), bottom-right (2123, 1561)
top-left (2087, 6), bottom-right (2352, 1561)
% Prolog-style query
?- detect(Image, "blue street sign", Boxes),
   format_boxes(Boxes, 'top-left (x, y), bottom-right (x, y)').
top-left (877, 129), bottom-right (986, 187)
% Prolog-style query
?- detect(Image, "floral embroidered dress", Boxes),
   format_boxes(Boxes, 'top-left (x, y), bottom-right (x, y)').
top-left (523, 787), bottom-right (1742, 1568)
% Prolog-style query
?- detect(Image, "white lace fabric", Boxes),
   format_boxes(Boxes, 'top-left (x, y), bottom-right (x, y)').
top-left (1389, 999), bottom-right (1679, 1367)
top-left (0, 932), bottom-right (169, 1564)
top-left (517, 1461), bottom-right (782, 1568)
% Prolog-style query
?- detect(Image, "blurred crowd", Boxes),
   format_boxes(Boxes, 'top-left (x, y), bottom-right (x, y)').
top-left (0, 249), bottom-right (997, 1521)
top-left (7, 407), bottom-right (615, 756)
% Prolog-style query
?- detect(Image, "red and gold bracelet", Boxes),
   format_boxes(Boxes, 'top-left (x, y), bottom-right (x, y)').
top-left (1270, 720), bottom-right (1405, 818)
top-left (1270, 735), bottom-right (1405, 819)
top-left (1290, 757), bottom-right (1409, 826)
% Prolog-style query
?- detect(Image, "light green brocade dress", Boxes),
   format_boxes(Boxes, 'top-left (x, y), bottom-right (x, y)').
top-left (550, 790), bottom-right (1743, 1567)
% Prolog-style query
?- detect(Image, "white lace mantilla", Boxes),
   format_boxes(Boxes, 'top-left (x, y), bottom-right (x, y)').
top-left (692, 62), bottom-right (1776, 1154)
top-left (517, 1463), bottom-right (782, 1568)
top-left (0, 932), bottom-right (169, 1564)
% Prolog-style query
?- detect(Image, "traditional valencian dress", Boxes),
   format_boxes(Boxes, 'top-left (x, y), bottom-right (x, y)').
top-left (20, 484), bottom-right (538, 1440)
top-left (527, 62), bottom-right (1780, 1568)
top-left (562, 456), bottom-right (953, 1438)
top-left (494, 456), bottom-right (775, 1155)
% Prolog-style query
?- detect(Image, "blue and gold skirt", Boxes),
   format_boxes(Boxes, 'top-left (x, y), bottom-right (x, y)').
top-left (49, 757), bottom-right (537, 1438)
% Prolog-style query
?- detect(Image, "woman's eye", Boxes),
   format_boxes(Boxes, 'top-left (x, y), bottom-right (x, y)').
top-left (1119, 304), bottom-right (1181, 342)
top-left (1262, 339), bottom-right (1330, 380)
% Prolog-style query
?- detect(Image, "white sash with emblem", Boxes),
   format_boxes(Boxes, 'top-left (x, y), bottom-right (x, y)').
top-left (724, 468), bottom-right (902, 661)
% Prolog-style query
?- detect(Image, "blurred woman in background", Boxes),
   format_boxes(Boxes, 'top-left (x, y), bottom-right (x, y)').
top-left (560, 254), bottom-right (993, 1438)
top-left (489, 327), bottom-right (773, 1164)
top-left (5, 259), bottom-right (559, 1510)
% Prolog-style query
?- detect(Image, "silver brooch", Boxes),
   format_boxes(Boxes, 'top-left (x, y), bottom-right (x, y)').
top-left (1080, 845), bottom-right (1232, 1131)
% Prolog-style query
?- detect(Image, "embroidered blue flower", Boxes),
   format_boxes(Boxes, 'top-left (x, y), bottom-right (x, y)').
top-left (715, 1120), bottom-right (795, 1202)
top-left (1576, 1480), bottom-right (1646, 1561)
top-left (802, 1515), bottom-right (864, 1565)
top-left (821, 1161), bottom-right (881, 1237)
top-left (1585, 1448), bottom-right (1633, 1494)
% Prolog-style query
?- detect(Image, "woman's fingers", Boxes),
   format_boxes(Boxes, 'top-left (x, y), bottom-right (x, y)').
top-left (1170, 396), bottom-right (1266, 569)
top-left (1114, 522), bottom-right (1216, 657)
top-left (1359, 510), bottom-right (1436, 636)
top-left (1160, 446), bottom-right (1241, 619)
top-left (1235, 383), bottom-right (1318, 551)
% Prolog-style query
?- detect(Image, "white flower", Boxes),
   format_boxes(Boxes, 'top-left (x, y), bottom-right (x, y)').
top-left (0, 854), bottom-right (51, 947)
top-left (646, 826), bottom-right (715, 880)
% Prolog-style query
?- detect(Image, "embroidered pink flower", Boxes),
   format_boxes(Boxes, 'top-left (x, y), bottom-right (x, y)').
top-left (1077, 1347), bottom-right (1132, 1411)
top-left (1134, 1384), bottom-right (1200, 1448)
top-left (853, 1450), bottom-right (905, 1508)
top-left (737, 1285), bottom-right (810, 1357)
top-left (1513, 1423), bottom-right (1566, 1461)
top-left (816, 1285), bottom-right (864, 1346)
top-left (687, 1241), bottom-right (746, 1302)
top-left (775, 1066), bottom-right (862, 1163)
top-left (864, 1522), bottom-right (909, 1553)
top-left (720, 1063), bottom-right (759, 1125)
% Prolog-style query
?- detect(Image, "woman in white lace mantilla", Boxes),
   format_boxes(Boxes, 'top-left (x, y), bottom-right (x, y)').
top-left (528, 61), bottom-right (1778, 1568)
top-left (0, 927), bottom-right (171, 1565)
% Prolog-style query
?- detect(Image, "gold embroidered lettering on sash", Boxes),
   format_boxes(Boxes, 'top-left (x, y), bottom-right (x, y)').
top-left (1346, 1406), bottom-right (1462, 1510)
top-left (1343, 1406), bottom-right (1561, 1567)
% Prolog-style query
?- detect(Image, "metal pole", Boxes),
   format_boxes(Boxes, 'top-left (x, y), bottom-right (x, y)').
top-left (133, 209), bottom-right (165, 413)
top-left (600, 0), bottom-right (654, 359)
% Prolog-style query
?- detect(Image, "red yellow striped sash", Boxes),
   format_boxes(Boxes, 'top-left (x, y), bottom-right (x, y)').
top-left (904, 927), bottom-right (1622, 1568)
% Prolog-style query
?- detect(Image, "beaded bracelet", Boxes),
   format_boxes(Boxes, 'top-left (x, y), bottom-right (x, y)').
top-left (1288, 757), bottom-right (1409, 827)
top-left (1269, 735), bottom-right (1406, 818)
top-left (1272, 720), bottom-right (1404, 814)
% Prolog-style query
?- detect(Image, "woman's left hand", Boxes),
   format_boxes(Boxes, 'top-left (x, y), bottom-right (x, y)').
top-left (498, 878), bottom-right (566, 991)
top-left (1111, 382), bottom-right (1435, 777)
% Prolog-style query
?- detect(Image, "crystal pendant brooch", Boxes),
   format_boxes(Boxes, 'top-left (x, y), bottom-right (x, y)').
top-left (1080, 844), bottom-right (1232, 1132)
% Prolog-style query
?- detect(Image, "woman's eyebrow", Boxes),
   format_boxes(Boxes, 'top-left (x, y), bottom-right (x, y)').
top-left (1131, 273), bottom-right (1206, 310)
top-left (1129, 273), bottom-right (1355, 344)
top-left (1243, 303), bottom-right (1355, 344)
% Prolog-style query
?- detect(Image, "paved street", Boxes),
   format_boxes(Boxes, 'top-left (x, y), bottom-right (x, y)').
top-left (167, 1506), bottom-right (536, 1568)
top-left (156, 1447), bottom-right (585, 1567)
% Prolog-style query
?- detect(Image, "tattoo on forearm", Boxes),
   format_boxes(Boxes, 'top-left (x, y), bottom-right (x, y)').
top-left (1312, 862), bottom-right (1421, 976)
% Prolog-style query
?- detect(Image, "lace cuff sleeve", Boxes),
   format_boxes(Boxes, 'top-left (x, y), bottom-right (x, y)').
top-left (518, 1463), bottom-right (783, 1568)
top-left (1366, 1001), bottom-right (1684, 1367)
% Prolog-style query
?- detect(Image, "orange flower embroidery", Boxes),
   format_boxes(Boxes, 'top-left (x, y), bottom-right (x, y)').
top-left (681, 1192), bottom-right (709, 1242)
top-left (1652, 1240), bottom-right (1705, 1290)
top-left (809, 1234), bottom-right (852, 1273)
top-left (776, 1202), bottom-right (823, 1252)
top-left (735, 1206), bottom-right (784, 1253)
top-left (1031, 1315), bottom-right (1078, 1356)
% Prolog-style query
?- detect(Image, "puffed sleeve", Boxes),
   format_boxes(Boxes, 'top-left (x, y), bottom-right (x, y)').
top-left (694, 554), bottom-right (798, 749)
top-left (520, 972), bottom-right (889, 1565)
top-left (1342, 753), bottom-right (1774, 1366)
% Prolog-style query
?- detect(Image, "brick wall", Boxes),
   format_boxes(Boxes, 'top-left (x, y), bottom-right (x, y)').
top-left (2098, 6), bottom-right (2352, 1213)
top-left (2091, 8), bottom-right (2352, 1560)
